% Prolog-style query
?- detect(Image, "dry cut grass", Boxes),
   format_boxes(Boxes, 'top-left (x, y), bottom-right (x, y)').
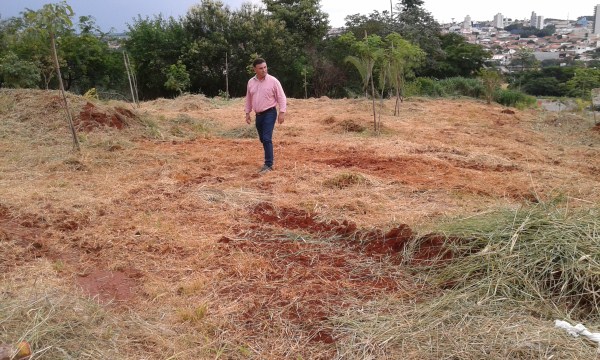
top-left (332, 201), bottom-right (600, 359)
top-left (0, 88), bottom-right (599, 359)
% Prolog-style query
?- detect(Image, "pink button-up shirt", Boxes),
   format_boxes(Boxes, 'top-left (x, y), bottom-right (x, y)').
top-left (245, 74), bottom-right (287, 114)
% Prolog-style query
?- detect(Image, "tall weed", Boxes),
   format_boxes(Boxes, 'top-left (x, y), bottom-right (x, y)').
top-left (494, 89), bottom-right (537, 108)
top-left (420, 201), bottom-right (600, 320)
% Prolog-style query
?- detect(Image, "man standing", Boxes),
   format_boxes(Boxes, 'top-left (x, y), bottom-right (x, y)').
top-left (245, 58), bottom-right (287, 174)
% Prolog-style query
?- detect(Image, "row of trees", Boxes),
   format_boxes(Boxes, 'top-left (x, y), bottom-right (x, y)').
top-left (1, 0), bottom-right (496, 100)
top-left (510, 66), bottom-right (600, 99)
top-left (0, 7), bottom-right (125, 95)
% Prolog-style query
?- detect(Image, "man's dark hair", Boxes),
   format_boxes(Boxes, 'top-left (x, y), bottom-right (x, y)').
top-left (253, 58), bottom-right (266, 67)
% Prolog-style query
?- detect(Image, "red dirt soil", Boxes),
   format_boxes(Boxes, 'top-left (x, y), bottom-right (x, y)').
top-left (77, 101), bottom-right (137, 131)
top-left (1, 90), bottom-right (598, 358)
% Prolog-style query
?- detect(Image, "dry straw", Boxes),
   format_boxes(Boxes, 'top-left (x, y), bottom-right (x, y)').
top-left (331, 201), bottom-right (600, 359)
top-left (1, 89), bottom-right (599, 359)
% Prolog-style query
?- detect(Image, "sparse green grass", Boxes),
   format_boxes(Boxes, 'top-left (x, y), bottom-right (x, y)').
top-left (323, 172), bottom-right (370, 189)
top-left (171, 114), bottom-right (217, 137)
top-left (138, 115), bottom-right (163, 139)
top-left (177, 304), bottom-right (209, 324)
top-left (494, 88), bottom-right (537, 109)
top-left (218, 126), bottom-right (258, 139)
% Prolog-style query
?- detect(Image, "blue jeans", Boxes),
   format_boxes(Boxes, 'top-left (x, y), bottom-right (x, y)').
top-left (255, 107), bottom-right (277, 167)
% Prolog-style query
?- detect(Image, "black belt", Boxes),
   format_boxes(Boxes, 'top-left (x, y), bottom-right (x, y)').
top-left (256, 106), bottom-right (276, 116)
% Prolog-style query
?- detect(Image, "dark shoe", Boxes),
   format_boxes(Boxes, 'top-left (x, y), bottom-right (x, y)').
top-left (258, 165), bottom-right (273, 174)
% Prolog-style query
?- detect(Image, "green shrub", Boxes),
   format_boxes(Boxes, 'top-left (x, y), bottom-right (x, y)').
top-left (323, 172), bottom-right (369, 189)
top-left (405, 78), bottom-right (445, 97)
top-left (494, 89), bottom-right (536, 108)
top-left (438, 77), bottom-right (484, 98)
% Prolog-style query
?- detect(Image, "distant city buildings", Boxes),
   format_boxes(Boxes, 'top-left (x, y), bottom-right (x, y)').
top-left (530, 11), bottom-right (538, 27)
top-left (326, 4), bottom-right (600, 64)
top-left (463, 15), bottom-right (472, 31)
top-left (594, 4), bottom-right (600, 34)
top-left (529, 11), bottom-right (545, 29)
top-left (493, 13), bottom-right (504, 29)
top-left (437, 4), bottom-right (600, 68)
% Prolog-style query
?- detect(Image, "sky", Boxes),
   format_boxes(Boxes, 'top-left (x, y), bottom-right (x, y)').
top-left (1, 0), bottom-right (597, 32)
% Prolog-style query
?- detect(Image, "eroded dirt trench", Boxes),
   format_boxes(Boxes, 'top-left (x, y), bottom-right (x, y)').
top-left (1, 193), bottom-right (447, 344)
top-left (214, 201), bottom-right (458, 343)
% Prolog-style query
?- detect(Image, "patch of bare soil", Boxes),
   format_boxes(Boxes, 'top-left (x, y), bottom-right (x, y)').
top-left (77, 101), bottom-right (137, 131)
top-left (0, 89), bottom-right (598, 358)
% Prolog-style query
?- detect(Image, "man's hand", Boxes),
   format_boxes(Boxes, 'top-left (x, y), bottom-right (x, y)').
top-left (278, 112), bottom-right (285, 124)
top-left (245, 113), bottom-right (251, 124)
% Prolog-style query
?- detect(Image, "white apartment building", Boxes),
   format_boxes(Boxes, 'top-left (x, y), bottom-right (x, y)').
top-left (530, 11), bottom-right (537, 27)
top-left (530, 11), bottom-right (545, 29)
top-left (463, 15), bottom-right (472, 31)
top-left (493, 13), bottom-right (504, 28)
top-left (594, 4), bottom-right (600, 34)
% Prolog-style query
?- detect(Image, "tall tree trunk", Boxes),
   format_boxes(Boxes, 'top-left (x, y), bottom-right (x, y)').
top-left (395, 74), bottom-right (403, 116)
top-left (50, 32), bottom-right (80, 152)
top-left (370, 67), bottom-right (377, 133)
top-left (379, 67), bottom-right (387, 132)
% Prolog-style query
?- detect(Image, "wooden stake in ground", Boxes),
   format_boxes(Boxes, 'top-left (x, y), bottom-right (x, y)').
top-left (50, 31), bottom-right (80, 152)
top-left (24, 1), bottom-right (80, 151)
top-left (123, 51), bottom-right (140, 107)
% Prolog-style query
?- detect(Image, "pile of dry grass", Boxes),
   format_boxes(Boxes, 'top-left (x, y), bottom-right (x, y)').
top-left (331, 294), bottom-right (599, 359)
top-left (330, 201), bottom-right (600, 359)
top-left (426, 200), bottom-right (600, 320)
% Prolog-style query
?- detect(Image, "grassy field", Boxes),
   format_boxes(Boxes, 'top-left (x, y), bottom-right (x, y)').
top-left (0, 89), bottom-right (599, 359)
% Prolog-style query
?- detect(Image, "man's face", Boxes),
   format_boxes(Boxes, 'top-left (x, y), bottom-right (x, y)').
top-left (253, 62), bottom-right (268, 79)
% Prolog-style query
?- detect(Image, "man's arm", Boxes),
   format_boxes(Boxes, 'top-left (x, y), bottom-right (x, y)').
top-left (245, 81), bottom-right (253, 124)
top-left (275, 78), bottom-right (287, 124)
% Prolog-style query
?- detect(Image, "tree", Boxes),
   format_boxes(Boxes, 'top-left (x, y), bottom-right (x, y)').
top-left (344, 11), bottom-right (393, 39)
top-left (391, 1), bottom-right (443, 77)
top-left (226, 3), bottom-right (288, 96)
top-left (511, 47), bottom-right (538, 72)
top-left (5, 15), bottom-right (56, 89)
top-left (522, 77), bottom-right (565, 97)
top-left (262, 0), bottom-right (329, 97)
top-left (308, 36), bottom-right (352, 98)
top-left (164, 61), bottom-right (190, 95)
top-left (126, 14), bottom-right (186, 99)
top-left (478, 68), bottom-right (502, 104)
top-left (60, 31), bottom-right (120, 92)
top-left (342, 32), bottom-right (384, 132)
top-left (0, 52), bottom-right (40, 88)
top-left (1, 8), bottom-right (127, 94)
top-left (263, 0), bottom-right (329, 46)
top-left (380, 33), bottom-right (425, 115)
top-left (181, 0), bottom-right (231, 96)
top-left (435, 33), bottom-right (491, 78)
top-left (566, 68), bottom-right (600, 100)
top-left (400, 0), bottom-right (425, 10)
top-left (24, 0), bottom-right (79, 151)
